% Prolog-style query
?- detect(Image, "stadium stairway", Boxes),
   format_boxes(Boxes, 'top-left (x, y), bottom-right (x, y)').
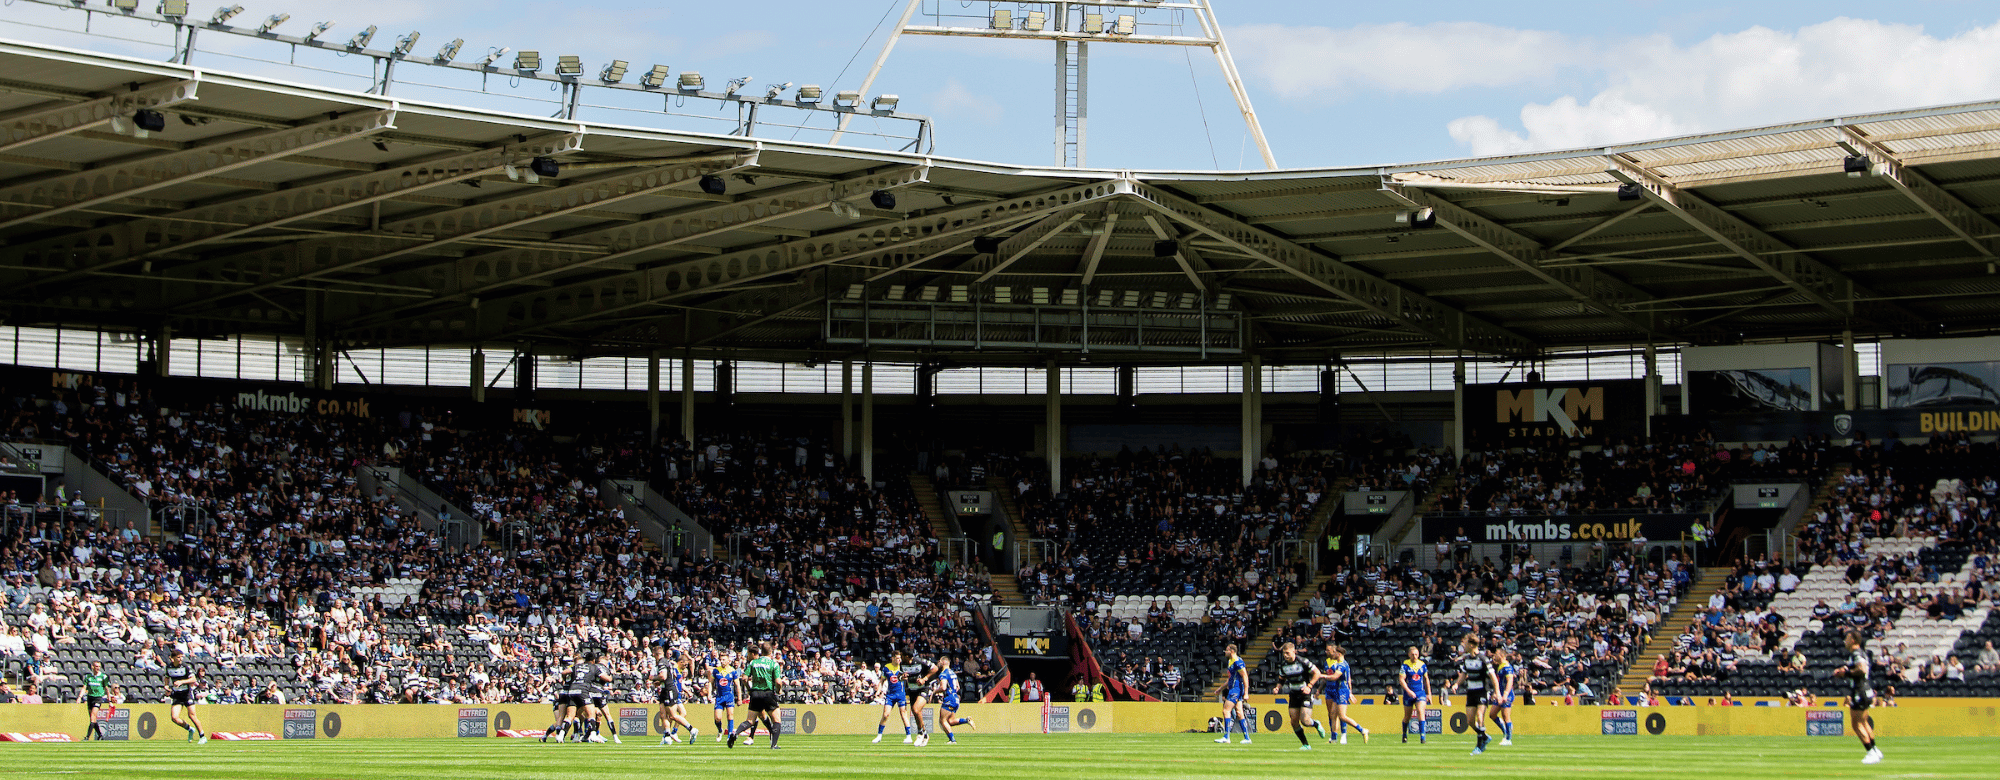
top-left (986, 473), bottom-right (1041, 570)
top-left (989, 574), bottom-right (1026, 606)
top-left (1619, 565), bottom-right (1729, 691)
top-left (1208, 574), bottom-right (1331, 699)
top-left (910, 474), bottom-right (962, 550)
top-left (1294, 476), bottom-right (1353, 550)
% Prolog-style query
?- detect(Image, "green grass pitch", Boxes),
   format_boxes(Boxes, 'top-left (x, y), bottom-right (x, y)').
top-left (6, 734), bottom-right (1987, 779)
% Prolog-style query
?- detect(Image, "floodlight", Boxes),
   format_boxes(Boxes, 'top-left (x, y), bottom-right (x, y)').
top-left (514, 50), bottom-right (541, 71)
top-left (304, 21), bottom-right (335, 42)
top-left (679, 71), bottom-right (704, 89)
top-left (132, 109), bottom-right (166, 133)
top-left (1115, 15), bottom-right (1136, 35)
top-left (972, 236), bottom-right (1002, 254)
top-left (698, 175), bottom-right (727, 195)
top-left (869, 190), bottom-right (896, 210)
top-left (600, 60), bottom-right (629, 83)
top-left (992, 10), bottom-right (1012, 29)
top-left (950, 285), bottom-right (969, 303)
top-left (257, 13), bottom-right (287, 33)
top-left (1153, 240), bottom-right (1179, 258)
top-left (763, 82), bottom-right (792, 100)
top-left (1615, 182), bottom-right (1642, 201)
top-left (1031, 287), bottom-right (1050, 305)
top-left (725, 77), bottom-right (753, 96)
top-left (1213, 293), bottom-right (1231, 310)
top-left (834, 90), bottom-right (861, 108)
top-left (210, 4), bottom-right (241, 24)
top-left (918, 286), bottom-right (938, 302)
top-left (1059, 288), bottom-right (1079, 306)
top-left (1084, 13), bottom-right (1104, 33)
top-left (1023, 11), bottom-right (1046, 31)
top-left (433, 38), bottom-right (462, 62)
top-left (796, 85), bottom-right (823, 103)
top-left (392, 32), bottom-right (419, 56)
top-left (556, 55), bottom-right (583, 77)
top-left (871, 94), bottom-right (899, 112)
top-left (844, 284), bottom-right (865, 300)
top-left (480, 47), bottom-right (510, 67)
top-left (1394, 208), bottom-right (1436, 229)
top-left (993, 286), bottom-right (1011, 304)
top-left (110, 0), bottom-right (139, 12)
top-left (1177, 293), bottom-right (1197, 309)
top-left (1843, 155), bottom-right (1869, 178)
top-left (1150, 291), bottom-right (1170, 308)
top-left (886, 284), bottom-right (906, 300)
top-left (347, 25), bottom-right (376, 50)
top-left (158, 0), bottom-right (188, 17)
top-left (1121, 290), bottom-right (1140, 307)
top-left (528, 157), bottom-right (560, 179)
top-left (639, 65), bottom-right (670, 88)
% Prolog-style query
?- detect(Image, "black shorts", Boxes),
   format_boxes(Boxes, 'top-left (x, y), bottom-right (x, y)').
top-left (748, 692), bottom-right (778, 713)
top-left (557, 692), bottom-right (587, 709)
top-left (590, 695), bottom-right (607, 708)
top-left (1849, 689), bottom-right (1875, 711)
top-left (1465, 688), bottom-right (1487, 707)
top-left (658, 688), bottom-right (682, 707)
top-left (1284, 688), bottom-right (1313, 708)
top-left (85, 696), bottom-right (105, 710)
top-left (170, 689), bottom-right (195, 707)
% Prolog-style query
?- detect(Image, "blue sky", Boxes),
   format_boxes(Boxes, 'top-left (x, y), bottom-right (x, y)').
top-left (6, 0), bottom-right (2000, 171)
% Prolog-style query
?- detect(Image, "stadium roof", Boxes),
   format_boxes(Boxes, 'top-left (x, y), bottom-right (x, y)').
top-left (4, 38), bottom-right (2000, 366)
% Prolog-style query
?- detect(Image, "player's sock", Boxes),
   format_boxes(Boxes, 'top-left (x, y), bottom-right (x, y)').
top-left (1233, 716), bottom-right (1247, 737)
top-left (1295, 726), bottom-right (1309, 746)
top-left (904, 725), bottom-right (913, 736)
top-left (726, 719), bottom-right (735, 735)
top-left (1864, 740), bottom-right (1875, 751)
top-left (1503, 722), bottom-right (1513, 739)
top-left (877, 724), bottom-right (886, 735)
top-left (1339, 721), bottom-right (1348, 734)
top-left (953, 718), bottom-right (969, 726)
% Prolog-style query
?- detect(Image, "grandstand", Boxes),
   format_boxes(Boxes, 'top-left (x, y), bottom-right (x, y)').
top-left (3, 5), bottom-right (2000, 757)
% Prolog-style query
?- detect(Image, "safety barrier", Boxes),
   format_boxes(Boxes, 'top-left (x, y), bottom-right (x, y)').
top-left (0, 699), bottom-right (1994, 740)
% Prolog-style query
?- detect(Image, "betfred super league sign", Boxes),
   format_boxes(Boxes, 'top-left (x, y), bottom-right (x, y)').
top-left (1472, 380), bottom-right (1645, 443)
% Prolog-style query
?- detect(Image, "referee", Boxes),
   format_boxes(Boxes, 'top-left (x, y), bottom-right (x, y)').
top-left (78, 661), bottom-right (109, 740)
top-left (728, 644), bottom-right (784, 750)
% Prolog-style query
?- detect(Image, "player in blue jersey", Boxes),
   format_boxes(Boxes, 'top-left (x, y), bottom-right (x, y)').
top-left (1215, 643), bottom-right (1252, 744)
top-left (930, 656), bottom-right (976, 744)
top-left (874, 650), bottom-right (914, 744)
top-left (711, 655), bottom-right (741, 743)
top-left (1399, 645), bottom-right (1431, 744)
top-left (1487, 647), bottom-right (1516, 746)
top-left (1321, 643), bottom-right (1368, 744)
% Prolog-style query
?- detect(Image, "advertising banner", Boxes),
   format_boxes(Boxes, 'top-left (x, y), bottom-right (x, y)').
top-left (1468, 380), bottom-right (1645, 444)
top-left (1887, 361), bottom-right (2000, 407)
top-left (1691, 368), bottom-right (1814, 413)
top-left (1421, 514), bottom-right (1701, 543)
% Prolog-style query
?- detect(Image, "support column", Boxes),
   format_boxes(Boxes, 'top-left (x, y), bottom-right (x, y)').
top-left (841, 360), bottom-right (855, 463)
top-left (514, 348), bottom-right (535, 399)
top-left (861, 362), bottom-right (876, 484)
top-left (1452, 358), bottom-right (1466, 456)
top-left (1643, 345), bottom-right (1658, 438)
top-left (679, 350), bottom-right (695, 443)
top-left (646, 349), bottom-right (661, 445)
top-left (1241, 356), bottom-right (1261, 487)
top-left (1046, 359), bottom-right (1062, 493)
top-left (471, 348), bottom-right (486, 403)
top-left (1842, 329), bottom-right (1858, 411)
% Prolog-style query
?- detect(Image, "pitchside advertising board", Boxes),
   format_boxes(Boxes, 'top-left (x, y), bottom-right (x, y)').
top-left (1470, 380), bottom-right (1645, 444)
top-left (1806, 710), bottom-right (1846, 736)
top-left (457, 708), bottom-right (488, 738)
top-left (1421, 514), bottom-right (1702, 543)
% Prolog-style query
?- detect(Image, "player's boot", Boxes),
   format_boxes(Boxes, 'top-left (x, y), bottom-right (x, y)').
top-left (872, 733), bottom-right (884, 744)
top-left (726, 731), bottom-right (737, 749)
top-left (1215, 736), bottom-right (1231, 744)
top-left (1313, 721), bottom-right (1328, 741)
top-left (1299, 744), bottom-right (1313, 751)
top-left (963, 718), bottom-right (975, 730)
top-left (1359, 727), bottom-right (1369, 743)
top-left (1337, 732), bottom-right (1347, 745)
top-left (1862, 748), bottom-right (1883, 765)
top-left (1472, 732), bottom-right (1490, 755)
top-left (903, 734), bottom-right (914, 744)
top-left (198, 733), bottom-right (208, 745)
top-left (1240, 737), bottom-right (1251, 745)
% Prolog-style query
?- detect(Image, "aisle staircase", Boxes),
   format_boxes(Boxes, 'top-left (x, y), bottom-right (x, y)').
top-left (989, 573), bottom-right (1026, 606)
top-left (1208, 574), bottom-right (1331, 698)
top-left (1618, 566), bottom-right (1730, 690)
top-left (1294, 477), bottom-right (1353, 548)
top-left (910, 474), bottom-right (960, 545)
top-left (986, 474), bottom-right (1041, 570)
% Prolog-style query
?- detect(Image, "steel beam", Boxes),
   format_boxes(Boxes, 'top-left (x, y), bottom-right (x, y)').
top-left (0, 109), bottom-right (395, 231)
top-left (1123, 181), bottom-right (1535, 355)
top-left (0, 79), bottom-right (199, 154)
top-left (1381, 182), bottom-right (1671, 338)
top-left (1604, 156), bottom-right (1922, 328)
top-left (1839, 127), bottom-right (2000, 259)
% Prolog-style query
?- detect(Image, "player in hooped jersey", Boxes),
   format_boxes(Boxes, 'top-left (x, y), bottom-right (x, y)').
top-left (1271, 642), bottom-right (1326, 750)
top-left (1488, 647), bottom-right (1517, 745)
top-left (1214, 644), bottom-right (1252, 744)
top-left (1398, 645), bottom-right (1431, 744)
top-left (1451, 635), bottom-right (1498, 755)
top-left (1842, 634), bottom-right (1884, 764)
top-left (164, 649), bottom-right (207, 744)
top-left (654, 651), bottom-right (697, 745)
top-left (1321, 643), bottom-right (1368, 744)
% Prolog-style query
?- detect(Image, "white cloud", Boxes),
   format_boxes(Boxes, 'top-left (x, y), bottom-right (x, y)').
top-left (1231, 22), bottom-right (1588, 99)
top-left (930, 78), bottom-right (1003, 125)
top-left (1448, 17), bottom-right (2000, 155)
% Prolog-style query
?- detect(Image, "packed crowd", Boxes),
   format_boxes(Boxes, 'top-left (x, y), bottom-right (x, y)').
top-left (0, 375), bottom-right (999, 707)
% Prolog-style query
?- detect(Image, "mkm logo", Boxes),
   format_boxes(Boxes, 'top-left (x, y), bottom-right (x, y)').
top-left (1496, 386), bottom-right (1606, 437)
top-left (1011, 636), bottom-right (1052, 655)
